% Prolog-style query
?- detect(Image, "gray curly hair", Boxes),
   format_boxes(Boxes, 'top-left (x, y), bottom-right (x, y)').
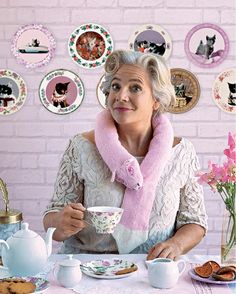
top-left (100, 50), bottom-right (176, 114)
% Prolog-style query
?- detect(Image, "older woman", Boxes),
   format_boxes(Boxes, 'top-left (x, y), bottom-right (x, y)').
top-left (43, 50), bottom-right (207, 259)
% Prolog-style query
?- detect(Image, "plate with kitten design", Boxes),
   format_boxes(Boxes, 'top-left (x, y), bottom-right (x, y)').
top-left (96, 74), bottom-right (107, 108)
top-left (0, 69), bottom-right (27, 116)
top-left (185, 23), bottom-right (229, 68)
top-left (212, 68), bottom-right (236, 114)
top-left (168, 68), bottom-right (201, 114)
top-left (128, 24), bottom-right (172, 60)
top-left (11, 24), bottom-right (56, 69)
top-left (68, 23), bottom-right (113, 69)
top-left (39, 69), bottom-right (85, 115)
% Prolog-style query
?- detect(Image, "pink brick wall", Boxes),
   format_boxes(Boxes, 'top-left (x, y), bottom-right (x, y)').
top-left (0, 0), bottom-right (235, 254)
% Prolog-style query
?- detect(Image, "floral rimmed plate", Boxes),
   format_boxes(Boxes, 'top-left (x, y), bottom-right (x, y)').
top-left (189, 269), bottom-right (236, 285)
top-left (168, 68), bottom-right (200, 114)
top-left (68, 23), bottom-right (113, 69)
top-left (39, 69), bottom-right (85, 115)
top-left (96, 74), bottom-right (107, 108)
top-left (80, 259), bottom-right (138, 279)
top-left (11, 24), bottom-right (56, 69)
top-left (212, 68), bottom-right (236, 114)
top-left (0, 277), bottom-right (50, 293)
top-left (0, 69), bottom-right (27, 116)
top-left (128, 24), bottom-right (172, 60)
top-left (184, 23), bottom-right (229, 68)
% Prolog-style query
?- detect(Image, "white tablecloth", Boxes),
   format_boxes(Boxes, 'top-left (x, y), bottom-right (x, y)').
top-left (0, 254), bottom-right (235, 293)
top-left (44, 254), bottom-right (235, 294)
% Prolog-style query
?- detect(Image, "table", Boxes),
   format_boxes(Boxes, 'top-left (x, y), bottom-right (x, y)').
top-left (0, 254), bottom-right (235, 293)
top-left (44, 254), bottom-right (235, 294)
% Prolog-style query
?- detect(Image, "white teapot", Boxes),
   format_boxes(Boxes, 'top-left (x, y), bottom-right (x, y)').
top-left (146, 258), bottom-right (186, 289)
top-left (0, 222), bottom-right (56, 276)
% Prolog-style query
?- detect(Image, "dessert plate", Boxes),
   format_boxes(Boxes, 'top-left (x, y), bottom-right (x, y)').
top-left (81, 258), bottom-right (138, 279)
top-left (189, 269), bottom-right (236, 285)
top-left (0, 277), bottom-right (50, 293)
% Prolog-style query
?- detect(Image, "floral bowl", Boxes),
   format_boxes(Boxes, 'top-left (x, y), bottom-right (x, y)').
top-left (86, 206), bottom-right (124, 234)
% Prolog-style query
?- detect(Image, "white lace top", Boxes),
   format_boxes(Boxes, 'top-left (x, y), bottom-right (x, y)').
top-left (44, 134), bottom-right (207, 254)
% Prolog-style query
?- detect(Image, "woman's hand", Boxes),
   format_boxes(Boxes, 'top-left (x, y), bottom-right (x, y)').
top-left (146, 238), bottom-right (183, 260)
top-left (54, 203), bottom-right (86, 240)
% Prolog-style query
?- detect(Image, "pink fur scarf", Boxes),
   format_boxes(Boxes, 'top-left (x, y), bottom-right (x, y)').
top-left (95, 110), bottom-right (174, 253)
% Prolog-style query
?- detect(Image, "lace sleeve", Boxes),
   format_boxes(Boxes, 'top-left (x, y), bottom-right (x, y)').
top-left (43, 138), bottom-right (84, 215)
top-left (176, 142), bottom-right (208, 232)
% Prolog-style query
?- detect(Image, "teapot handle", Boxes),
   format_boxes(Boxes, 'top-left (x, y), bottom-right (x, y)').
top-left (176, 260), bottom-right (186, 276)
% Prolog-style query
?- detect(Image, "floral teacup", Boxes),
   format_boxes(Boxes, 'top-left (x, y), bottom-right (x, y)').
top-left (86, 206), bottom-right (124, 234)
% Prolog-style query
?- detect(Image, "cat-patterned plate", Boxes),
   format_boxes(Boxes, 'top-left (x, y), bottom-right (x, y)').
top-left (168, 68), bottom-right (201, 114)
top-left (184, 23), bottom-right (229, 68)
top-left (0, 69), bottom-right (27, 116)
top-left (39, 69), bottom-right (85, 115)
top-left (128, 24), bottom-right (172, 60)
top-left (96, 74), bottom-right (107, 108)
top-left (11, 24), bottom-right (56, 69)
top-left (212, 68), bottom-right (236, 114)
top-left (68, 23), bottom-right (113, 69)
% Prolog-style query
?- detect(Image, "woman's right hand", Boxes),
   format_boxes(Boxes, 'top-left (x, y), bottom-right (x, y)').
top-left (54, 203), bottom-right (86, 239)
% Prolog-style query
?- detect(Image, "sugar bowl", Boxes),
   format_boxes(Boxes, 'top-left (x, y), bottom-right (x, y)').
top-left (54, 254), bottom-right (82, 288)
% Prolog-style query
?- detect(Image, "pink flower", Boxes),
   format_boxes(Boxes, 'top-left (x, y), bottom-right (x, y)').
top-left (224, 132), bottom-right (236, 163)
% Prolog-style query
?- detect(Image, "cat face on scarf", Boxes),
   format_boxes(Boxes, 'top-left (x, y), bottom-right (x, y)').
top-left (106, 64), bottom-right (159, 125)
top-left (55, 82), bottom-right (70, 95)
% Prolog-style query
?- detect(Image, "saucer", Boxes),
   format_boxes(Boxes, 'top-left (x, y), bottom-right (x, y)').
top-left (81, 258), bottom-right (138, 279)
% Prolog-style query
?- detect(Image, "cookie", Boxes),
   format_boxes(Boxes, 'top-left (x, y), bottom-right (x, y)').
top-left (8, 281), bottom-right (36, 294)
top-left (0, 281), bottom-right (11, 294)
top-left (115, 264), bottom-right (138, 275)
top-left (0, 279), bottom-right (36, 294)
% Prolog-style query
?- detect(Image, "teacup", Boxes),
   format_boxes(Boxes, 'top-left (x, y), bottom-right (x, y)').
top-left (146, 258), bottom-right (186, 289)
top-left (86, 206), bottom-right (124, 234)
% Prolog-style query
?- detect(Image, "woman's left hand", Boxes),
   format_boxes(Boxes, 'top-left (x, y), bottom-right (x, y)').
top-left (146, 238), bottom-right (182, 260)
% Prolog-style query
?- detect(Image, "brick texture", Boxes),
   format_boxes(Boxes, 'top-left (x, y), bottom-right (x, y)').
top-left (0, 0), bottom-right (235, 255)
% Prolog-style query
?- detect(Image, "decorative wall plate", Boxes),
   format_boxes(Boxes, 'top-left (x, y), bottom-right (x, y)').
top-left (0, 69), bottom-right (27, 116)
top-left (185, 23), bottom-right (229, 68)
top-left (11, 24), bottom-right (56, 69)
top-left (68, 23), bottom-right (113, 69)
top-left (168, 68), bottom-right (201, 114)
top-left (96, 74), bottom-right (107, 108)
top-left (39, 69), bottom-right (84, 115)
top-left (212, 68), bottom-right (236, 114)
top-left (128, 24), bottom-right (172, 60)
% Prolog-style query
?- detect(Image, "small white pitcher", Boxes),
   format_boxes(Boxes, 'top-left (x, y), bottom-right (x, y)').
top-left (54, 254), bottom-right (82, 288)
top-left (146, 258), bottom-right (186, 289)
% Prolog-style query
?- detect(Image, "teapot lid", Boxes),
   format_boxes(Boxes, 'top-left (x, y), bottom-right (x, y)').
top-left (58, 255), bottom-right (81, 267)
top-left (13, 222), bottom-right (38, 238)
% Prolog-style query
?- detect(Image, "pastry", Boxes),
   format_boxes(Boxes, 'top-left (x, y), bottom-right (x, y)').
top-left (212, 266), bottom-right (236, 281)
top-left (115, 264), bottom-right (138, 275)
top-left (194, 261), bottom-right (213, 278)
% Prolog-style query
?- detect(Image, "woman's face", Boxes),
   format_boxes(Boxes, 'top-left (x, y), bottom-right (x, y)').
top-left (107, 64), bottom-right (159, 126)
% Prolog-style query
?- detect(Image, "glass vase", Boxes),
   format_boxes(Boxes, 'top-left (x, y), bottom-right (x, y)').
top-left (221, 208), bottom-right (236, 265)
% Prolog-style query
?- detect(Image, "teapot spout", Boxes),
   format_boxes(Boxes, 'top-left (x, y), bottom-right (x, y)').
top-left (44, 227), bottom-right (56, 257)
